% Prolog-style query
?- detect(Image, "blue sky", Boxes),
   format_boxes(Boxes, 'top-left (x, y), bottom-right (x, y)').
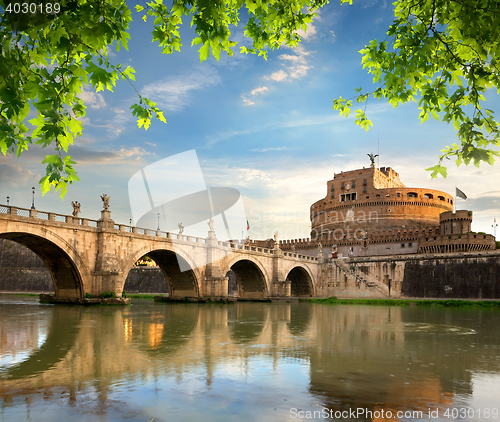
top-left (1, 0), bottom-right (499, 240)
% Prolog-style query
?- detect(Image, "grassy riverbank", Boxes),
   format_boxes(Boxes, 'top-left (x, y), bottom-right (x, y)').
top-left (308, 297), bottom-right (500, 307)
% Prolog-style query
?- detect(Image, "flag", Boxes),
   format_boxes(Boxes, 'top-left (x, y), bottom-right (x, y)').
top-left (456, 187), bottom-right (467, 200)
top-left (247, 219), bottom-right (250, 230)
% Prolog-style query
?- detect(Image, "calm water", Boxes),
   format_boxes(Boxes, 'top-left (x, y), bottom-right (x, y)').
top-left (1, 296), bottom-right (500, 422)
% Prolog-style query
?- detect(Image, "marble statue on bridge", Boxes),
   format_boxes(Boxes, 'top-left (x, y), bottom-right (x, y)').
top-left (71, 201), bottom-right (81, 217)
top-left (100, 194), bottom-right (110, 211)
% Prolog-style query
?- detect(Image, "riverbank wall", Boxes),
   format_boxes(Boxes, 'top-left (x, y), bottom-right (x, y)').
top-left (332, 251), bottom-right (500, 299)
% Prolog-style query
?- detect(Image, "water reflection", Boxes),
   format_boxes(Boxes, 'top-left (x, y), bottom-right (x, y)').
top-left (0, 297), bottom-right (499, 421)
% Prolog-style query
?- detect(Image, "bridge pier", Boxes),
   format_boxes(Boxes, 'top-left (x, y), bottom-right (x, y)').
top-left (94, 211), bottom-right (124, 297)
top-left (271, 247), bottom-right (291, 298)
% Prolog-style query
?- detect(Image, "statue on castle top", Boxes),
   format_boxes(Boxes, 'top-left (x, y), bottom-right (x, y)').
top-left (71, 201), bottom-right (81, 217)
top-left (178, 222), bottom-right (184, 234)
top-left (291, 243), bottom-right (295, 252)
top-left (367, 152), bottom-right (378, 167)
top-left (100, 194), bottom-right (110, 211)
top-left (208, 218), bottom-right (214, 231)
top-left (318, 242), bottom-right (323, 257)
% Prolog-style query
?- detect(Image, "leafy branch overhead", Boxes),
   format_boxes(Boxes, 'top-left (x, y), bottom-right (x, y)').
top-left (334, 0), bottom-right (500, 178)
top-left (0, 0), bottom-right (327, 197)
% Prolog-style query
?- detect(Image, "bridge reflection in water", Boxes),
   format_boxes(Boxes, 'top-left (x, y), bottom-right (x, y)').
top-left (1, 298), bottom-right (500, 421)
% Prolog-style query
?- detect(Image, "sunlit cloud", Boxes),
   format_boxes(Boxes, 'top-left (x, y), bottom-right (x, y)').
top-left (141, 67), bottom-right (221, 112)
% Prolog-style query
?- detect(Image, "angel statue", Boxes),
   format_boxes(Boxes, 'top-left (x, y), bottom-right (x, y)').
top-left (71, 201), bottom-right (81, 217)
top-left (367, 153), bottom-right (379, 167)
top-left (178, 222), bottom-right (184, 234)
top-left (100, 194), bottom-right (110, 211)
top-left (208, 218), bottom-right (214, 231)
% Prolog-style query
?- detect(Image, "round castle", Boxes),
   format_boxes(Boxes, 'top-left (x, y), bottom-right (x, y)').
top-left (310, 165), bottom-right (454, 240)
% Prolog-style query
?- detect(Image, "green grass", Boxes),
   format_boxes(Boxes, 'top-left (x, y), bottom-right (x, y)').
top-left (127, 294), bottom-right (157, 299)
top-left (308, 297), bottom-right (500, 308)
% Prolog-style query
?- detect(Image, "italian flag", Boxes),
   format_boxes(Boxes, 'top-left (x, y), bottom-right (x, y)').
top-left (247, 220), bottom-right (250, 230)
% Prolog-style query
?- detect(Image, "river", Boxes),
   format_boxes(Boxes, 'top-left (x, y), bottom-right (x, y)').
top-left (1, 296), bottom-right (499, 421)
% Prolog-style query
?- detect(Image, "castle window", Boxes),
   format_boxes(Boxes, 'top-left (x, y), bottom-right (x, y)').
top-left (407, 192), bottom-right (418, 198)
top-left (341, 182), bottom-right (345, 190)
top-left (331, 193), bottom-right (335, 199)
top-left (408, 242), bottom-right (412, 247)
top-left (424, 193), bottom-right (434, 199)
top-left (363, 187), bottom-right (367, 194)
top-left (397, 192), bottom-right (400, 198)
top-left (438, 196), bottom-right (445, 201)
top-left (340, 194), bottom-right (345, 202)
top-left (363, 179), bottom-right (367, 186)
top-left (352, 192), bottom-right (357, 201)
top-left (331, 185), bottom-right (335, 191)
top-left (401, 243), bottom-right (405, 248)
top-left (352, 181), bottom-right (356, 188)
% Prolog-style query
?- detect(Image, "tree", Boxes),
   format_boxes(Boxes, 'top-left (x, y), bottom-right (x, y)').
top-left (2, 0), bottom-right (499, 199)
top-left (0, 0), bottom-right (327, 197)
top-left (334, 0), bottom-right (500, 178)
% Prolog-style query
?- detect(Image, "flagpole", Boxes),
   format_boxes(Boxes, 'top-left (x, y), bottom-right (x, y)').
top-left (454, 186), bottom-right (456, 213)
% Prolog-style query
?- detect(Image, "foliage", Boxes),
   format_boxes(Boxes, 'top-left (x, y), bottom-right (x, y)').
top-left (85, 292), bottom-right (93, 298)
top-left (99, 291), bottom-right (116, 298)
top-left (334, 0), bottom-right (500, 177)
top-left (0, 0), bottom-right (326, 197)
top-left (122, 289), bottom-right (127, 298)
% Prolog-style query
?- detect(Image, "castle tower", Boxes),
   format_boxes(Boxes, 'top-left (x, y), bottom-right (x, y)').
top-left (439, 210), bottom-right (472, 235)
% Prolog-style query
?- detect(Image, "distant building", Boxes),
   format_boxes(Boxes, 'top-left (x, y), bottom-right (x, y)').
top-left (279, 165), bottom-right (495, 257)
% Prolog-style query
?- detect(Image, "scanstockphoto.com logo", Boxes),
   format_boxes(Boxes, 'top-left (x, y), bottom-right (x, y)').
top-left (128, 150), bottom-right (247, 271)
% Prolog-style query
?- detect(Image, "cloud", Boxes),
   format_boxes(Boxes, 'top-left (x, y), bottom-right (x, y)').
top-left (79, 86), bottom-right (107, 109)
top-left (241, 95), bottom-right (255, 106)
top-left (145, 142), bottom-right (157, 148)
top-left (241, 86), bottom-right (269, 106)
top-left (250, 86), bottom-right (269, 96)
top-left (140, 68), bottom-right (221, 112)
top-left (0, 157), bottom-right (37, 187)
top-left (264, 69), bottom-right (289, 82)
top-left (71, 146), bottom-right (150, 165)
top-left (263, 45), bottom-right (314, 82)
top-left (297, 21), bottom-right (317, 41)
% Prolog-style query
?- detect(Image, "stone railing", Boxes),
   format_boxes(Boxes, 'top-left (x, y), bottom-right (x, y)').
top-left (0, 204), bottom-right (318, 260)
top-left (0, 204), bottom-right (99, 227)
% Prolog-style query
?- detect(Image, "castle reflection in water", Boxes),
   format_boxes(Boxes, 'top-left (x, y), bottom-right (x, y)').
top-left (1, 299), bottom-right (500, 421)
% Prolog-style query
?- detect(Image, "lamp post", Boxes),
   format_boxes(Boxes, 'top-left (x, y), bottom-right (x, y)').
top-left (6, 196), bottom-right (9, 206)
top-left (31, 186), bottom-right (35, 210)
top-left (129, 218), bottom-right (132, 226)
top-left (493, 218), bottom-right (498, 239)
top-left (157, 213), bottom-right (160, 231)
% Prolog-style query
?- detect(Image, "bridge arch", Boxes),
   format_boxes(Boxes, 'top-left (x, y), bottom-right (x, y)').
top-left (223, 255), bottom-right (270, 298)
top-left (123, 245), bottom-right (202, 298)
top-left (286, 265), bottom-right (315, 297)
top-left (0, 227), bottom-right (88, 298)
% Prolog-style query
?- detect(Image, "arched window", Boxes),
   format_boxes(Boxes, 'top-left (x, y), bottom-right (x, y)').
top-left (424, 193), bottom-right (433, 199)
top-left (407, 192), bottom-right (418, 198)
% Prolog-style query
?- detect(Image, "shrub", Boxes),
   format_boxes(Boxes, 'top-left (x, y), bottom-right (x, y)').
top-left (99, 292), bottom-right (116, 298)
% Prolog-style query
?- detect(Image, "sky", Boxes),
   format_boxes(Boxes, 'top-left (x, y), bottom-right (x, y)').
top-left (1, 0), bottom-right (499, 241)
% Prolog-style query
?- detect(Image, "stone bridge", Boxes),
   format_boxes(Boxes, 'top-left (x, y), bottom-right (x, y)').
top-left (0, 204), bottom-right (320, 299)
